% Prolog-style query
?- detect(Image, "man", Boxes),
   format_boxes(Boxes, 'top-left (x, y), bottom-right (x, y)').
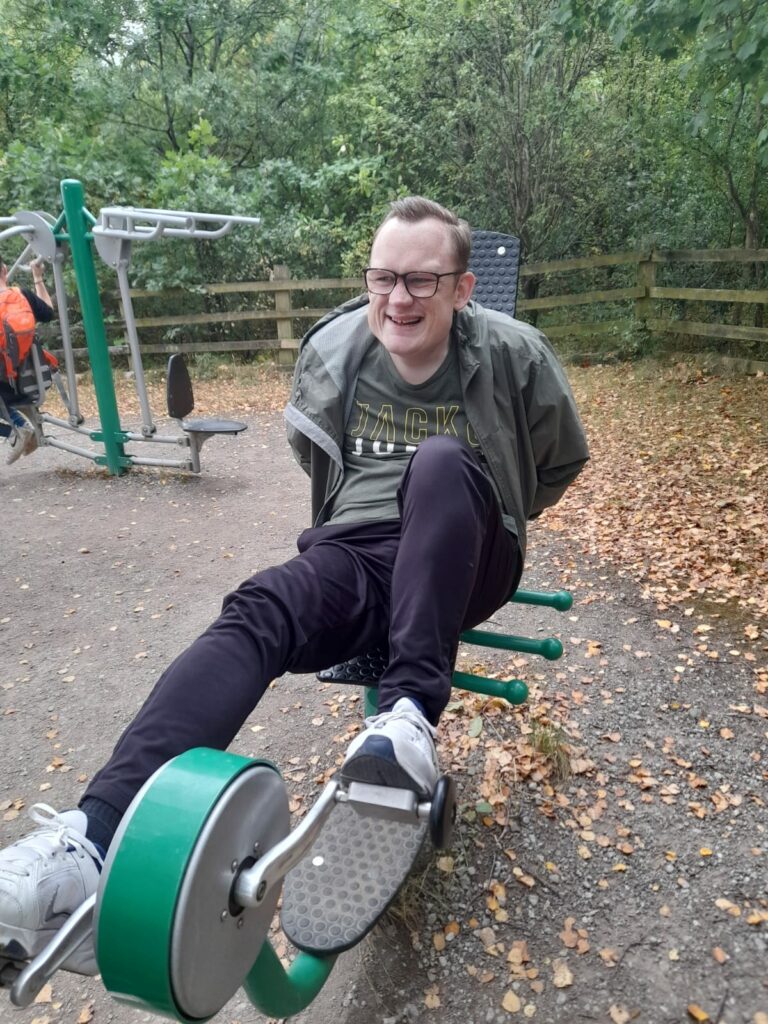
top-left (0, 198), bottom-right (589, 974)
top-left (0, 255), bottom-right (54, 463)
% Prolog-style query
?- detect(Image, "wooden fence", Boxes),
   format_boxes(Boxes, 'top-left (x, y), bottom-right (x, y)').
top-left (83, 248), bottom-right (768, 366)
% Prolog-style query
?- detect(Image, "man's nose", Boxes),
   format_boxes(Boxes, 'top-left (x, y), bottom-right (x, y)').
top-left (390, 276), bottom-right (413, 301)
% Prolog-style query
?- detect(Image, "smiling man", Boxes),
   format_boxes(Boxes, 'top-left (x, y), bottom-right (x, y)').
top-left (0, 198), bottom-right (588, 975)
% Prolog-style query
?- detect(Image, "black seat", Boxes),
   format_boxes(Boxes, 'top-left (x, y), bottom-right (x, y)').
top-left (469, 230), bottom-right (521, 317)
top-left (166, 353), bottom-right (247, 472)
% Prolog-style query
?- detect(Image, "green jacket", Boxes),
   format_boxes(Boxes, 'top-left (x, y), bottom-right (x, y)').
top-left (284, 295), bottom-right (589, 559)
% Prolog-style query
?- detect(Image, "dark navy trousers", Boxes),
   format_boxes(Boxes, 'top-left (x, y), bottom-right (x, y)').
top-left (85, 436), bottom-right (522, 814)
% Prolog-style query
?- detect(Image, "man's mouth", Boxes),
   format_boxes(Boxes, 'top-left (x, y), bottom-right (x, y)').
top-left (387, 315), bottom-right (422, 326)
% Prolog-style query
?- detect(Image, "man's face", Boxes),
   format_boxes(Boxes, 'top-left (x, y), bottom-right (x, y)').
top-left (366, 217), bottom-right (475, 373)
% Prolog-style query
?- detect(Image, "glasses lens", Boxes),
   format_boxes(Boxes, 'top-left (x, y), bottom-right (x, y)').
top-left (404, 272), bottom-right (439, 297)
top-left (365, 269), bottom-right (397, 293)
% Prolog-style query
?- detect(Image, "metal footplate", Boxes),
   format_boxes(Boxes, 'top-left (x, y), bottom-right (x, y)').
top-left (281, 793), bottom-right (427, 954)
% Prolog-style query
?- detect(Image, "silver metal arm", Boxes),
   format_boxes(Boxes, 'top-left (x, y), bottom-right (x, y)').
top-left (10, 894), bottom-right (96, 1008)
top-left (94, 206), bottom-right (261, 243)
top-left (234, 780), bottom-right (341, 908)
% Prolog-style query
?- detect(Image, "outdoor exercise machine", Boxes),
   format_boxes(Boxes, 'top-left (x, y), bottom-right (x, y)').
top-left (0, 179), bottom-right (260, 474)
top-left (0, 581), bottom-right (572, 1021)
top-left (3, 748), bottom-right (457, 1020)
top-left (0, 228), bottom-right (575, 1021)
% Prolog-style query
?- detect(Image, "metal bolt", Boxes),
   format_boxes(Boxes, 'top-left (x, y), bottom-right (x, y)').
top-left (231, 860), bottom-right (238, 873)
top-left (252, 842), bottom-right (260, 854)
top-left (220, 910), bottom-right (228, 921)
top-left (256, 881), bottom-right (267, 902)
top-left (237, 918), bottom-right (244, 929)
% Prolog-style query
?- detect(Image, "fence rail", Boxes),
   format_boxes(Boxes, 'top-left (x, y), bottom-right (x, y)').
top-left (60, 249), bottom-right (768, 362)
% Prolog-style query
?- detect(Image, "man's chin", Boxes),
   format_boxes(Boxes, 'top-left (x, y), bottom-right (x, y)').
top-left (380, 331), bottom-right (424, 355)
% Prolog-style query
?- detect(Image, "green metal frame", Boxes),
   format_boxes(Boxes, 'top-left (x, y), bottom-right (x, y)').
top-left (56, 179), bottom-right (129, 474)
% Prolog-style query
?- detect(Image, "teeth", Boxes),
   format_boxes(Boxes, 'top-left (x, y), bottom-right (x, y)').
top-left (391, 317), bottom-right (419, 325)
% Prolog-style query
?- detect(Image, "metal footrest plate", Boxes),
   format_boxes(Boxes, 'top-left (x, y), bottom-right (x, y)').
top-left (281, 801), bottom-right (426, 955)
top-left (316, 645), bottom-right (388, 685)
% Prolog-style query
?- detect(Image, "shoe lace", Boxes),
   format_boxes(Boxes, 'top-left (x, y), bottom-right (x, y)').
top-left (1, 804), bottom-right (103, 876)
top-left (365, 706), bottom-right (437, 740)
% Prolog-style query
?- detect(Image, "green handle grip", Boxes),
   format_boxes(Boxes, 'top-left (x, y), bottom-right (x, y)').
top-left (451, 671), bottom-right (529, 705)
top-left (510, 588), bottom-right (573, 611)
top-left (460, 629), bottom-right (563, 661)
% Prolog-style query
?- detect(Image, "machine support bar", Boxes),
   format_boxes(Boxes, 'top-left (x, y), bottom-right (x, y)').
top-left (243, 940), bottom-right (336, 1018)
top-left (51, 252), bottom-right (82, 423)
top-left (60, 179), bottom-right (126, 475)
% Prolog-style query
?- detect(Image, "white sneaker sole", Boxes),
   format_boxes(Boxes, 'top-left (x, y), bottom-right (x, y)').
top-left (0, 922), bottom-right (97, 976)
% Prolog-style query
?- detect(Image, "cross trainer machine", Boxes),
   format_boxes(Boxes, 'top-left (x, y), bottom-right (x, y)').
top-left (1, 179), bottom-right (260, 474)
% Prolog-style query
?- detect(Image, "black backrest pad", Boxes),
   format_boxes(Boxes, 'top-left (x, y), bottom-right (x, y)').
top-left (166, 353), bottom-right (195, 420)
top-left (469, 230), bottom-right (521, 318)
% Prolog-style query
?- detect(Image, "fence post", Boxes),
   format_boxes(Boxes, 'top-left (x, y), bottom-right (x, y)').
top-left (634, 250), bottom-right (656, 325)
top-left (273, 265), bottom-right (296, 366)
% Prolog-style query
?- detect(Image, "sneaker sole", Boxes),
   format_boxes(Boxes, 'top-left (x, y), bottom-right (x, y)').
top-left (341, 753), bottom-right (429, 796)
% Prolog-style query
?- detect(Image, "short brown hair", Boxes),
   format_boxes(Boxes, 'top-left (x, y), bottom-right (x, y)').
top-left (374, 197), bottom-right (472, 272)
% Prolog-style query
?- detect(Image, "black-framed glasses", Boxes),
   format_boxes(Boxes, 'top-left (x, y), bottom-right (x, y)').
top-left (363, 267), bottom-right (462, 298)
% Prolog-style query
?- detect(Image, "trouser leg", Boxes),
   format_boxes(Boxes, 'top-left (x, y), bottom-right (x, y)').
top-left (82, 440), bottom-right (521, 813)
top-left (83, 522), bottom-right (400, 814)
top-left (379, 436), bottom-right (522, 725)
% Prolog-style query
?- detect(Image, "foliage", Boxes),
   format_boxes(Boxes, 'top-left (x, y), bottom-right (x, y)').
top-left (0, 0), bottom-right (765, 339)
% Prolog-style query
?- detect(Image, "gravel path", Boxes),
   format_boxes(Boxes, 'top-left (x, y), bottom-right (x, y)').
top-left (1, 412), bottom-right (766, 1024)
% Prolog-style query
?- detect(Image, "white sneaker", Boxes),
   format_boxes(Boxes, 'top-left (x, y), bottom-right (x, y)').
top-left (6, 426), bottom-right (37, 465)
top-left (0, 804), bottom-right (103, 975)
top-left (342, 697), bottom-right (439, 796)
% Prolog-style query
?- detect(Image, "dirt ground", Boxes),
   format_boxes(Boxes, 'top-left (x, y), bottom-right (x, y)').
top-left (1, 371), bottom-right (767, 1024)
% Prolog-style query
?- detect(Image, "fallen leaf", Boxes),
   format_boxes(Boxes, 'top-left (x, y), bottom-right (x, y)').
top-left (552, 959), bottom-right (573, 988)
top-left (424, 985), bottom-right (441, 1009)
top-left (34, 984), bottom-right (53, 1004)
top-left (687, 1006), bottom-right (710, 1022)
top-left (610, 1007), bottom-right (631, 1024)
top-left (502, 991), bottom-right (522, 1014)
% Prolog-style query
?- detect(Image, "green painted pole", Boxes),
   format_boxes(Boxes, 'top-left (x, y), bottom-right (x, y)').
top-left (364, 687), bottom-right (378, 717)
top-left (243, 940), bottom-right (337, 1018)
top-left (59, 179), bottom-right (128, 475)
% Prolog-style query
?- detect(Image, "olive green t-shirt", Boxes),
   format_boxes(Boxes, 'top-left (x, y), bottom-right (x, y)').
top-left (327, 342), bottom-right (481, 525)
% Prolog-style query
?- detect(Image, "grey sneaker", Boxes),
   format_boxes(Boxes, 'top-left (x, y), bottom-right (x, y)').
top-left (342, 697), bottom-right (439, 796)
top-left (6, 426), bottom-right (37, 464)
top-left (0, 804), bottom-right (103, 975)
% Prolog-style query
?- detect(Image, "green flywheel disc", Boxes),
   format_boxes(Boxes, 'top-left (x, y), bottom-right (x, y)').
top-left (94, 748), bottom-right (289, 1022)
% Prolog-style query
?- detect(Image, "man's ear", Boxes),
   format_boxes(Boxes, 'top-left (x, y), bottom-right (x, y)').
top-left (453, 271), bottom-right (476, 311)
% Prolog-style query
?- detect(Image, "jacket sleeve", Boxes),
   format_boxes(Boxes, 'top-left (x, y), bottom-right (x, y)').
top-left (286, 355), bottom-right (312, 477)
top-left (525, 343), bottom-right (589, 518)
